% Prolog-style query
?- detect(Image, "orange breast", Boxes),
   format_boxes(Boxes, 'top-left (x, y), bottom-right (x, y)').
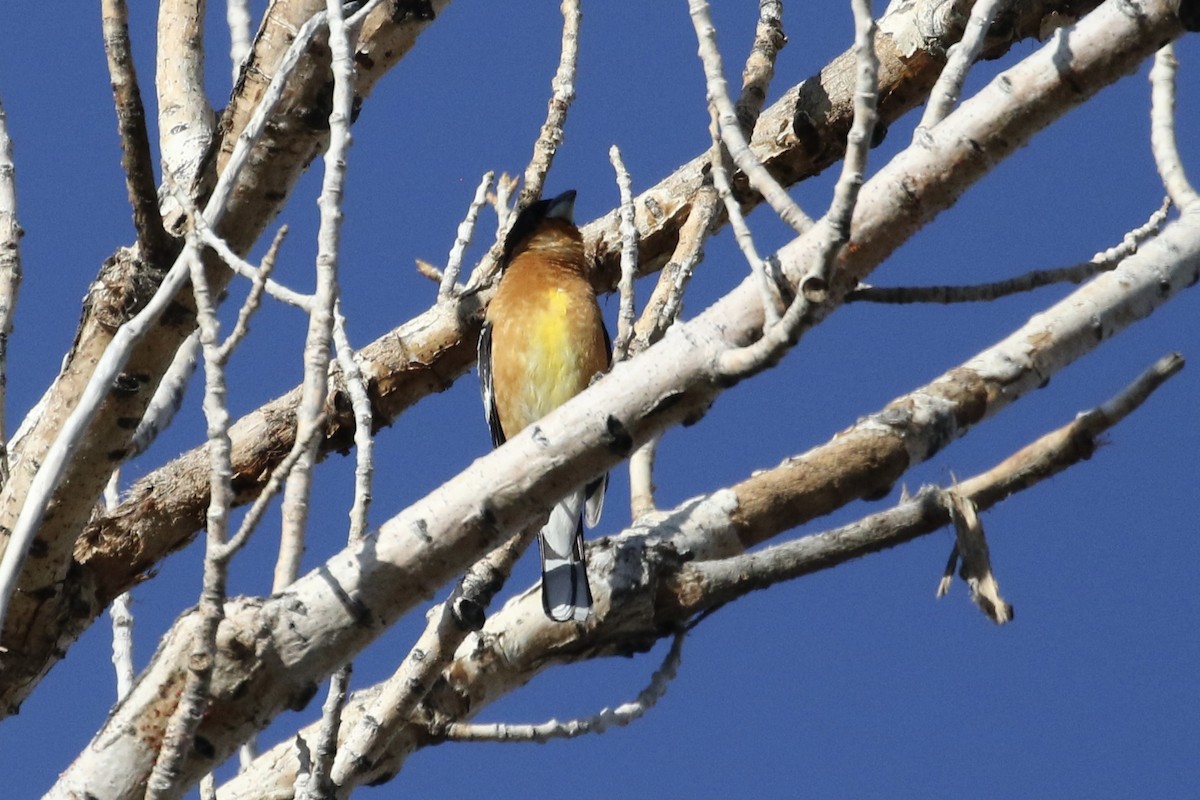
top-left (486, 258), bottom-right (609, 438)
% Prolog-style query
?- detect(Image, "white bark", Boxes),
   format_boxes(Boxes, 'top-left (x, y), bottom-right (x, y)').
top-left (47, 2), bottom-right (1195, 794)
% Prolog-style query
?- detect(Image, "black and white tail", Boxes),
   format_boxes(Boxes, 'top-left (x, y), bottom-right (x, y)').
top-left (539, 488), bottom-right (593, 622)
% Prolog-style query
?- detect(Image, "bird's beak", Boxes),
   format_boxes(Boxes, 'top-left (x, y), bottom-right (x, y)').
top-left (546, 190), bottom-right (577, 223)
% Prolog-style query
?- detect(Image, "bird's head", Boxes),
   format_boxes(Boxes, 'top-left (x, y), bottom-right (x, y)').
top-left (501, 189), bottom-right (585, 269)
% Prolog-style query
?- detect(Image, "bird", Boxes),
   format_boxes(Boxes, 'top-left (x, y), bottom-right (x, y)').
top-left (478, 189), bottom-right (610, 622)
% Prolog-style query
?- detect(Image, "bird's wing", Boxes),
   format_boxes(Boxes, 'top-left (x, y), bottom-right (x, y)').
top-left (478, 320), bottom-right (506, 448)
top-left (584, 317), bottom-right (612, 527)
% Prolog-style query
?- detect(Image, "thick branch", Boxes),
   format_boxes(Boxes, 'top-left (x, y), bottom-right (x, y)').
top-left (102, 0), bottom-right (172, 265)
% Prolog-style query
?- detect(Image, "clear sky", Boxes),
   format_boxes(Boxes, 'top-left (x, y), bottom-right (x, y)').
top-left (0, 2), bottom-right (1198, 798)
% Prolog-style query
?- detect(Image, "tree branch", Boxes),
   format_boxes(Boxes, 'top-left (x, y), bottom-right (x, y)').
top-left (0, 0), bottom-right (449, 714)
top-left (48, 4), bottom-right (1197, 790)
top-left (217, 345), bottom-right (1184, 799)
top-left (102, 0), bottom-right (173, 266)
top-left (847, 197), bottom-right (1172, 304)
top-left (0, 0), bottom-right (1123, 720)
top-left (0, 97), bottom-right (21, 483)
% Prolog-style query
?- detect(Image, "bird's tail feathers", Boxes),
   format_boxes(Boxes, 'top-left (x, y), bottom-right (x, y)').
top-left (539, 490), bottom-right (593, 622)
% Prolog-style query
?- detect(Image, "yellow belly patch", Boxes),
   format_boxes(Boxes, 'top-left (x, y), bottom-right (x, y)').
top-left (519, 289), bottom-right (587, 422)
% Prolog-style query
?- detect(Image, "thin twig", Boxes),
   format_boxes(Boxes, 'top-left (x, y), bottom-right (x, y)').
top-left (627, 0), bottom-right (782, 356)
top-left (289, 7), bottom-right (359, 793)
top-left (493, 173), bottom-right (519, 241)
top-left (105, 472), bottom-right (135, 701)
top-left (609, 146), bottom-right (639, 362)
top-left (126, 223), bottom-right (289, 460)
top-left (145, 245), bottom-right (233, 799)
top-left (293, 303), bottom-right (378, 796)
top-left (708, 111), bottom-right (780, 324)
top-left (689, 0), bottom-right (813, 236)
top-left (219, 425), bottom-right (324, 559)
top-left (439, 172), bottom-right (494, 299)
top-left (298, 663), bottom-right (351, 800)
top-left (1149, 44), bottom-right (1199, 210)
top-left (848, 198), bottom-right (1172, 304)
top-left (517, 0), bottom-right (581, 211)
top-left (331, 525), bottom-right (538, 787)
top-left (716, 0), bottom-right (879, 378)
top-left (218, 227), bottom-right (287, 362)
top-left (331, 309), bottom-right (375, 545)
top-left (631, 185), bottom-right (718, 351)
top-left (915, 0), bottom-right (1007, 132)
top-left (444, 629), bottom-right (686, 743)
top-left (466, 2), bottom-right (580, 296)
top-left (128, 333), bottom-right (200, 458)
top-left (163, 172), bottom-right (312, 310)
top-left (276, 0), bottom-right (357, 593)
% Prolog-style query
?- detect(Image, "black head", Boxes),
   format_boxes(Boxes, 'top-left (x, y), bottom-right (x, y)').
top-left (501, 190), bottom-right (577, 266)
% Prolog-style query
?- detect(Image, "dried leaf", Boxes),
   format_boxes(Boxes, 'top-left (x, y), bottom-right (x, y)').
top-left (942, 489), bottom-right (1013, 624)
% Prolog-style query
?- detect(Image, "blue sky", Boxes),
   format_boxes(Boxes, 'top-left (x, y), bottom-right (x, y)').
top-left (1, 2), bottom-right (1198, 798)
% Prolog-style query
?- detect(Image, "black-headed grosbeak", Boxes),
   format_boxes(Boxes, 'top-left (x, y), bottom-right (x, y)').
top-left (478, 190), bottom-right (610, 622)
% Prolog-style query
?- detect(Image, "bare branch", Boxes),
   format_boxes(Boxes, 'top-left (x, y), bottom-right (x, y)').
top-left (848, 197), bottom-right (1172, 304)
top-left (145, 246), bottom-right (231, 799)
top-left (102, 0), bottom-right (172, 265)
top-left (1149, 43), bottom-right (1199, 210)
top-left (517, 0), bottom-right (581, 210)
top-left (629, 434), bottom-right (659, 519)
top-left (128, 333), bottom-right (200, 457)
top-left (610, 145), bottom-right (639, 362)
top-left (708, 111), bottom-right (781, 324)
top-left (276, 0), bottom-right (358, 592)
top-left (716, 0), bottom-right (879, 378)
top-left (226, 0), bottom-right (254, 84)
top-left (438, 172), bottom-right (494, 300)
top-left (331, 308), bottom-right (375, 545)
top-left (679, 353), bottom-right (1182, 613)
top-left (157, 0), bottom-right (215, 206)
top-left (633, 186), bottom-right (719, 351)
top-left (915, 0), bottom-right (1007, 132)
top-left (735, 0), bottom-right (786, 129)
top-left (331, 525), bottom-right (537, 788)
top-left (0, 97), bottom-right (21, 482)
top-left (444, 629), bottom-right (686, 743)
top-left (104, 473), bottom-right (135, 702)
top-left (295, 664), bottom-right (351, 800)
top-left (689, 0), bottom-right (813, 236)
top-left (217, 227), bottom-right (287, 363)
